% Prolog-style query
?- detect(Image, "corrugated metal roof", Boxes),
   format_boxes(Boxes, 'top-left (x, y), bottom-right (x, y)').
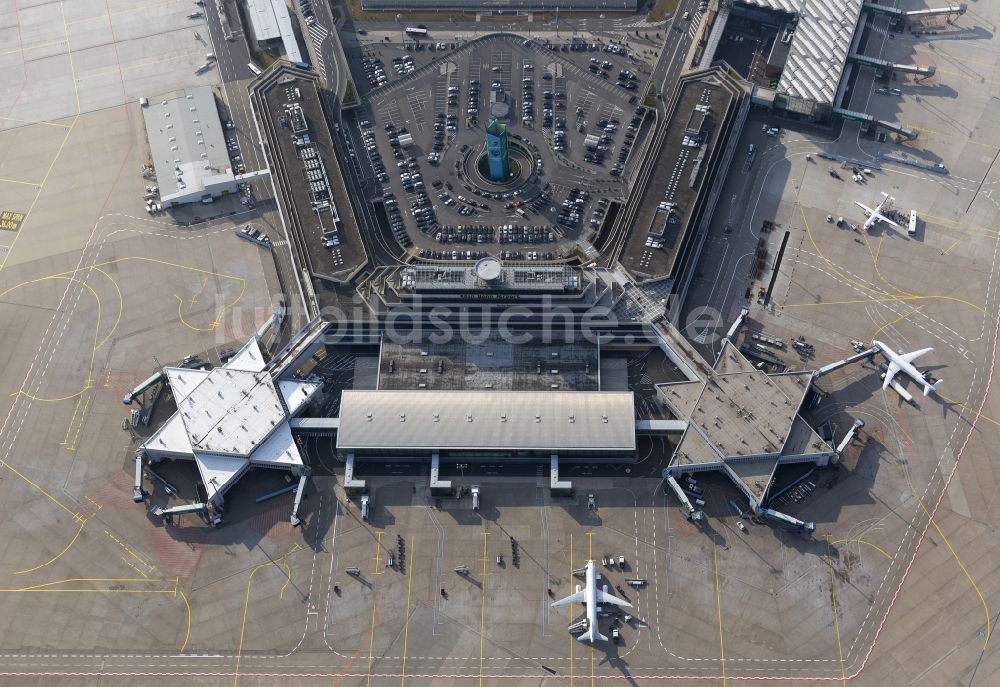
top-left (337, 390), bottom-right (636, 451)
top-left (246, 0), bottom-right (281, 41)
top-left (141, 86), bottom-right (234, 203)
top-left (741, 0), bottom-right (864, 105)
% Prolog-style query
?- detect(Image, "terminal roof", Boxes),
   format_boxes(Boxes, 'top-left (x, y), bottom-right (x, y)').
top-left (337, 390), bottom-right (636, 452)
top-left (144, 337), bottom-right (320, 504)
top-left (395, 263), bottom-right (582, 292)
top-left (660, 340), bottom-right (820, 467)
top-left (742, 0), bottom-right (864, 105)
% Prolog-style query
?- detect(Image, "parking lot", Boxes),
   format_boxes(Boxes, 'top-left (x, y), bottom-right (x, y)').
top-left (345, 34), bottom-right (655, 260)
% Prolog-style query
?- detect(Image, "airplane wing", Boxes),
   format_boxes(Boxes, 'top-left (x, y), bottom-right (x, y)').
top-left (900, 347), bottom-right (932, 363)
top-left (551, 591), bottom-right (586, 608)
top-left (855, 201), bottom-right (875, 215)
top-left (873, 211), bottom-right (900, 228)
top-left (882, 361), bottom-right (901, 389)
top-left (597, 589), bottom-right (633, 608)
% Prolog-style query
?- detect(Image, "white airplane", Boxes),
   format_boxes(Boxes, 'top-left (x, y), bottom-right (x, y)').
top-left (873, 340), bottom-right (943, 397)
top-left (855, 192), bottom-right (899, 230)
top-left (551, 560), bottom-right (631, 643)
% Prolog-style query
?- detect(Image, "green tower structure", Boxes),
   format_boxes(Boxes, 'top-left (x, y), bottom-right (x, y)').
top-left (485, 117), bottom-right (510, 180)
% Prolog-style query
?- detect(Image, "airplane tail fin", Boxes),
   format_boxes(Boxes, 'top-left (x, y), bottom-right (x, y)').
top-left (577, 629), bottom-right (608, 643)
top-left (923, 379), bottom-right (943, 396)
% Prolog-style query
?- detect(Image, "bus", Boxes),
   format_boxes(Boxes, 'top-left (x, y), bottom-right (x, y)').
top-left (405, 26), bottom-right (428, 37)
top-left (247, 61), bottom-right (262, 76)
top-left (908, 209), bottom-right (917, 236)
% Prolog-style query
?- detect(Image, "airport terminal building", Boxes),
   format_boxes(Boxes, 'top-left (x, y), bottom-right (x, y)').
top-left (138, 259), bottom-right (834, 530)
top-left (361, 0), bottom-right (637, 12)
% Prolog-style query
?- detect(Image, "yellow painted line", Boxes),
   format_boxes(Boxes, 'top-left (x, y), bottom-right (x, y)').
top-left (400, 536), bottom-right (414, 687)
top-left (60, 394), bottom-right (85, 446)
top-left (942, 235), bottom-right (964, 256)
top-left (568, 533), bottom-right (574, 687)
top-left (13, 518), bottom-right (86, 575)
top-left (788, 204), bottom-right (991, 317)
top-left (927, 66), bottom-right (1000, 93)
top-left (783, 293), bottom-right (988, 317)
top-left (914, 47), bottom-right (998, 71)
top-left (233, 565), bottom-right (266, 687)
top-left (831, 538), bottom-right (893, 561)
top-left (60, 0), bottom-right (81, 117)
top-left (0, 38), bottom-right (71, 59)
top-left (175, 294), bottom-right (218, 332)
top-left (64, 393), bottom-right (91, 451)
top-left (479, 530), bottom-right (488, 687)
top-left (0, 177), bottom-right (41, 187)
top-left (233, 546), bottom-right (299, 686)
top-left (896, 456), bottom-right (991, 649)
top-left (900, 122), bottom-right (999, 149)
top-left (121, 557), bottom-right (149, 578)
top-left (937, 394), bottom-right (1000, 429)
top-left (13, 577), bottom-right (160, 591)
top-left (870, 305), bottom-right (925, 343)
top-left (0, 588), bottom-right (174, 594)
top-left (0, 276), bottom-right (104, 404)
top-left (0, 121), bottom-right (75, 275)
top-left (104, 530), bottom-right (152, 571)
top-left (89, 266), bottom-right (123, 349)
top-left (586, 531), bottom-right (594, 687)
top-left (366, 531), bottom-right (384, 687)
top-left (0, 1), bottom-right (83, 273)
top-left (713, 541), bottom-right (727, 687)
top-left (0, 457), bottom-right (80, 521)
top-left (67, 0), bottom-right (185, 26)
top-left (0, 116), bottom-right (72, 129)
top-left (826, 536), bottom-right (847, 687)
top-left (279, 562), bottom-right (291, 599)
top-left (178, 587), bottom-right (192, 653)
top-left (188, 275), bottom-right (209, 309)
top-left (919, 212), bottom-right (1000, 240)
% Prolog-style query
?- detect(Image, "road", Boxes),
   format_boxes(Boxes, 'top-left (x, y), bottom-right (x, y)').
top-left (203, 0), bottom-right (311, 332)
top-left (645, 0), bottom-right (700, 109)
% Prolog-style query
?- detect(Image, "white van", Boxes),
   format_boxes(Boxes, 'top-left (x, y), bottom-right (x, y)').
top-left (247, 62), bottom-right (262, 76)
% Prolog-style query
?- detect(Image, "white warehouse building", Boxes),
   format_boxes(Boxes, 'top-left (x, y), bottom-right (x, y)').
top-left (141, 86), bottom-right (237, 206)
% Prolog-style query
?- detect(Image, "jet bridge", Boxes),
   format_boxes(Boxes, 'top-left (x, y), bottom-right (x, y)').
top-left (122, 370), bottom-right (164, 405)
top-left (290, 474), bottom-right (309, 526)
top-left (862, 2), bottom-right (965, 22)
top-left (760, 507), bottom-right (816, 533)
top-left (726, 306), bottom-right (750, 343)
top-left (832, 109), bottom-right (918, 141)
top-left (814, 347), bottom-right (877, 378)
top-left (664, 473), bottom-right (704, 522)
top-left (847, 53), bottom-right (935, 78)
top-left (836, 418), bottom-right (866, 456)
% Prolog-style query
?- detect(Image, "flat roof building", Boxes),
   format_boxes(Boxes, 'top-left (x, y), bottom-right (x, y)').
top-left (243, 0), bottom-right (304, 64)
top-left (362, 0), bottom-right (636, 12)
top-left (143, 336), bottom-right (321, 507)
top-left (141, 86), bottom-right (237, 206)
top-left (337, 390), bottom-right (636, 459)
top-left (657, 339), bottom-right (835, 508)
top-left (731, 0), bottom-right (866, 121)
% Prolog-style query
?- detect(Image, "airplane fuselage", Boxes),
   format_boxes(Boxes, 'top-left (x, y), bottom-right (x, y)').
top-left (584, 561), bottom-right (599, 642)
top-left (873, 340), bottom-right (942, 396)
